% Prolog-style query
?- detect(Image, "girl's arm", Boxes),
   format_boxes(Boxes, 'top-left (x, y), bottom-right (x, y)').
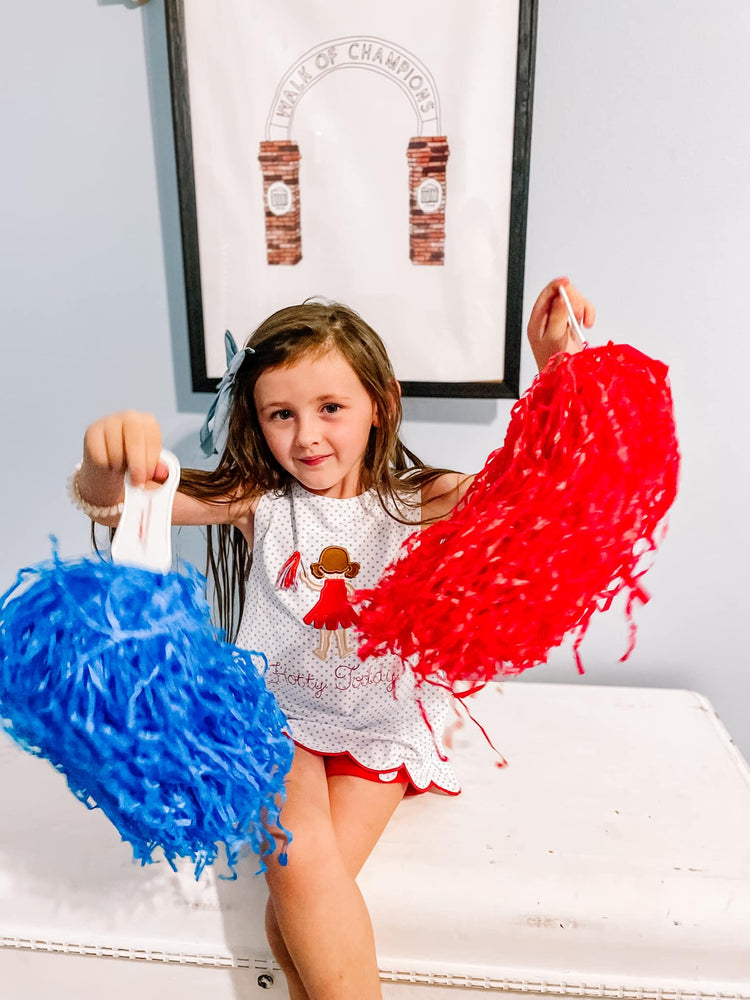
top-left (419, 279), bottom-right (596, 523)
top-left (420, 472), bottom-right (475, 522)
top-left (77, 411), bottom-right (254, 528)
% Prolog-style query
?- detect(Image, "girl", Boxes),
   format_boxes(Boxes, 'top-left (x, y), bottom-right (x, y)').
top-left (73, 278), bottom-right (595, 1000)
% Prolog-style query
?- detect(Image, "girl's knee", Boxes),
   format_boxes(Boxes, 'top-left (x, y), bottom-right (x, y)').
top-left (266, 823), bottom-right (338, 887)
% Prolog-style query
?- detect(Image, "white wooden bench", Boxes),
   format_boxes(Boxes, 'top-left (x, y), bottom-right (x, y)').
top-left (1, 683), bottom-right (748, 998)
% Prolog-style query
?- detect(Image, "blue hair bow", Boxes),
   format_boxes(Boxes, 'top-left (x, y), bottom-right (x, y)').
top-left (199, 331), bottom-right (254, 457)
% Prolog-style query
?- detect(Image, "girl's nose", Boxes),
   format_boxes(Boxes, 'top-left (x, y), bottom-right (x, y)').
top-left (295, 415), bottom-right (321, 448)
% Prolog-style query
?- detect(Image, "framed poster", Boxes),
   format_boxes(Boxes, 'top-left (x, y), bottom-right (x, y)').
top-left (165, 0), bottom-right (537, 397)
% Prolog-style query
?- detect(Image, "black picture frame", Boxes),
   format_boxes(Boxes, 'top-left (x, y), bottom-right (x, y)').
top-left (164, 0), bottom-right (538, 399)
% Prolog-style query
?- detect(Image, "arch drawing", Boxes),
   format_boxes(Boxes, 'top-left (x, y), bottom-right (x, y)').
top-left (258, 36), bottom-right (449, 266)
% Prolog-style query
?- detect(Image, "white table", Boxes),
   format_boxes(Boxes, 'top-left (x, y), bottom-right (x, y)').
top-left (1, 683), bottom-right (749, 998)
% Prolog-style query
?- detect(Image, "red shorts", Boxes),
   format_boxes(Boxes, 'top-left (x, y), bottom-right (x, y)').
top-left (324, 753), bottom-right (411, 787)
top-left (295, 743), bottom-right (425, 795)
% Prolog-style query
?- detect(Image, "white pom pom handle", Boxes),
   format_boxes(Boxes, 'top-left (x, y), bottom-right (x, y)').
top-left (557, 283), bottom-right (586, 347)
top-left (110, 450), bottom-right (180, 574)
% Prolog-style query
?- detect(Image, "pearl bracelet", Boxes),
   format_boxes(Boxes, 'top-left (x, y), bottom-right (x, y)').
top-left (66, 463), bottom-right (124, 520)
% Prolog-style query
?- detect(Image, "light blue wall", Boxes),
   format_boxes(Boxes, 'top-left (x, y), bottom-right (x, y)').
top-left (2, 1), bottom-right (749, 755)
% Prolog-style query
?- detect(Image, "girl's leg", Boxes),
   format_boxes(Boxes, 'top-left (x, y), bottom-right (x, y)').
top-left (265, 896), bottom-right (308, 1000)
top-left (265, 748), bottom-right (405, 1000)
top-left (326, 771), bottom-right (407, 876)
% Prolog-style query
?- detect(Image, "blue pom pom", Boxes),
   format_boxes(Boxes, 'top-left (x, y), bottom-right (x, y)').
top-left (0, 544), bottom-right (293, 877)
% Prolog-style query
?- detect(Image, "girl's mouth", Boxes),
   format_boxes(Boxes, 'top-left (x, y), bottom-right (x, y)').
top-left (299, 455), bottom-right (330, 467)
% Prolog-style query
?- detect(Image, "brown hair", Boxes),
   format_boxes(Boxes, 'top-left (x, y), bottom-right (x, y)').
top-left (179, 301), bottom-right (453, 638)
top-left (310, 546), bottom-right (360, 579)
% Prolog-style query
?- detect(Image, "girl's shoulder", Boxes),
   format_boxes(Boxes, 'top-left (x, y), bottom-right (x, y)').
top-left (419, 472), bottom-right (475, 523)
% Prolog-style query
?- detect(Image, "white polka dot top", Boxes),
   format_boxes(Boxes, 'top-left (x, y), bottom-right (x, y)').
top-left (236, 481), bottom-right (460, 794)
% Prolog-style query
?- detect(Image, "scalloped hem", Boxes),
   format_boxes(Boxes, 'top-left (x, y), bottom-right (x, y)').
top-left (292, 739), bottom-right (461, 797)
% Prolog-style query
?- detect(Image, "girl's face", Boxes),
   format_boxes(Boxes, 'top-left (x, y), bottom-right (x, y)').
top-left (254, 348), bottom-right (378, 499)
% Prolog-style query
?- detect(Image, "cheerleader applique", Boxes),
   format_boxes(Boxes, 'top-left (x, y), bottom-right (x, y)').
top-left (300, 546), bottom-right (360, 661)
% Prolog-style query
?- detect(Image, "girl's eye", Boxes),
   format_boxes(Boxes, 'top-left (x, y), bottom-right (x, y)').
top-left (322, 403), bottom-right (341, 414)
top-left (271, 409), bottom-right (293, 421)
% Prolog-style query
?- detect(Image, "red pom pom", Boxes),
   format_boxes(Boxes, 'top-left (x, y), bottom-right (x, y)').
top-left (356, 344), bottom-right (680, 692)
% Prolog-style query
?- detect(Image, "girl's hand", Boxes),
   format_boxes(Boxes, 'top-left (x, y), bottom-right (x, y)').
top-left (527, 277), bottom-right (596, 372)
top-left (79, 411), bottom-right (166, 509)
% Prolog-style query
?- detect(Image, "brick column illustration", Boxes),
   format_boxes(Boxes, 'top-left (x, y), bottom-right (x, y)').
top-left (407, 137), bottom-right (449, 265)
top-left (258, 141), bottom-right (302, 265)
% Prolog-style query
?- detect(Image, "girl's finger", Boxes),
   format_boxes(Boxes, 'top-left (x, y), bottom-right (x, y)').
top-left (582, 297), bottom-right (596, 329)
top-left (152, 459), bottom-right (170, 485)
top-left (120, 420), bottom-right (146, 487)
top-left (120, 412), bottom-right (161, 487)
top-left (563, 286), bottom-right (597, 330)
top-left (101, 416), bottom-right (128, 472)
top-left (144, 423), bottom-right (165, 484)
top-left (545, 293), bottom-right (573, 341)
top-left (83, 423), bottom-right (108, 469)
top-left (527, 276), bottom-right (570, 340)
